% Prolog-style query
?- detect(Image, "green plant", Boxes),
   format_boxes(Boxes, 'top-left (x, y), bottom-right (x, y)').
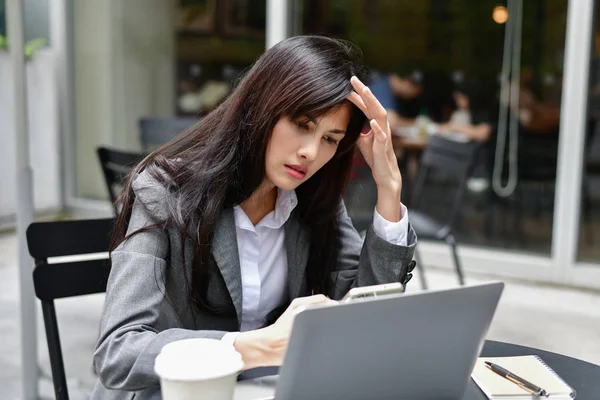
top-left (0, 35), bottom-right (48, 60)
top-left (24, 38), bottom-right (47, 59)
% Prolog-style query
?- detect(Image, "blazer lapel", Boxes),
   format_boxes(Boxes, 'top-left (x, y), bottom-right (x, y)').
top-left (285, 214), bottom-right (309, 300)
top-left (212, 208), bottom-right (243, 326)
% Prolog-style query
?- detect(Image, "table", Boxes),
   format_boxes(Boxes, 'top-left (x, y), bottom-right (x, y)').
top-left (392, 134), bottom-right (429, 153)
top-left (471, 340), bottom-right (600, 399)
top-left (233, 340), bottom-right (600, 400)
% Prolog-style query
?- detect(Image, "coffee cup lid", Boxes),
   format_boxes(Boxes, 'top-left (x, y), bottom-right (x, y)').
top-left (154, 338), bottom-right (244, 381)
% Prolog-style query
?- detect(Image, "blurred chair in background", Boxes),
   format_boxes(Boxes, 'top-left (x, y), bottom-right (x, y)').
top-left (409, 135), bottom-right (481, 288)
top-left (97, 147), bottom-right (144, 215)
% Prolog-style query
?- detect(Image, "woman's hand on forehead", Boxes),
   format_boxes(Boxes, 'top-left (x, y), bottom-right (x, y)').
top-left (346, 76), bottom-right (403, 219)
top-left (347, 76), bottom-right (388, 128)
top-left (346, 75), bottom-right (394, 160)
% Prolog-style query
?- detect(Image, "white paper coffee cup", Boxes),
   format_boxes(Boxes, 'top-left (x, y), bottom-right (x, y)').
top-left (155, 338), bottom-right (244, 400)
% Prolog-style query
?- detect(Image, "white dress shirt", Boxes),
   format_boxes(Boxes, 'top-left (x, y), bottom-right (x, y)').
top-left (223, 189), bottom-right (409, 342)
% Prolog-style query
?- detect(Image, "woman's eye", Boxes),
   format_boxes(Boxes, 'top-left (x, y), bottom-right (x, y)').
top-left (323, 136), bottom-right (339, 145)
top-left (294, 121), bottom-right (310, 130)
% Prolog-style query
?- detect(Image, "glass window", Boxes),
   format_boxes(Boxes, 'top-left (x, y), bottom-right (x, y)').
top-left (295, 0), bottom-right (568, 255)
top-left (72, 0), bottom-right (266, 200)
top-left (0, 1), bottom-right (6, 37)
top-left (578, 0), bottom-right (600, 263)
top-left (176, 0), bottom-right (266, 117)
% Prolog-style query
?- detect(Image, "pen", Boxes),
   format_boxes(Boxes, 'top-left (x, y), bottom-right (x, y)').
top-left (484, 361), bottom-right (549, 397)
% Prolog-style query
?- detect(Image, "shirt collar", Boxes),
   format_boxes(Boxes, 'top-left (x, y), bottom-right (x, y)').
top-left (233, 189), bottom-right (298, 231)
top-left (270, 188), bottom-right (298, 228)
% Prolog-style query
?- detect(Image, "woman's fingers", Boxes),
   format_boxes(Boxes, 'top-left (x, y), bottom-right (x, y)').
top-left (350, 77), bottom-right (390, 137)
top-left (356, 130), bottom-right (374, 166)
top-left (347, 91), bottom-right (370, 118)
top-left (370, 119), bottom-right (388, 153)
top-left (370, 119), bottom-right (399, 177)
top-left (290, 296), bottom-right (338, 318)
top-left (290, 294), bottom-right (337, 310)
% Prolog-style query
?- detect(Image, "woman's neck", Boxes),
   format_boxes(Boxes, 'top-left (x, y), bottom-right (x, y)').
top-left (240, 182), bottom-right (278, 226)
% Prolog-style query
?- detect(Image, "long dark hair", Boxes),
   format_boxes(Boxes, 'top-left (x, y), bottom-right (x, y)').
top-left (112, 35), bottom-right (368, 313)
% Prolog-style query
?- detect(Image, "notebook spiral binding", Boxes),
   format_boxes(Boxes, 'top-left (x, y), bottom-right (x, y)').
top-left (533, 355), bottom-right (577, 399)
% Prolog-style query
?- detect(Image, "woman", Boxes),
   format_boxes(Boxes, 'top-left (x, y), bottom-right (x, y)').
top-left (92, 35), bottom-right (417, 399)
top-left (438, 79), bottom-right (495, 142)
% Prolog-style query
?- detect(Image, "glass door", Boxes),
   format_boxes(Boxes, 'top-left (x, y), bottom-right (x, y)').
top-left (548, 0), bottom-right (600, 289)
top-left (559, 0), bottom-right (600, 288)
top-left (578, 1), bottom-right (600, 264)
top-left (291, 0), bottom-right (600, 290)
top-left (292, 0), bottom-right (575, 285)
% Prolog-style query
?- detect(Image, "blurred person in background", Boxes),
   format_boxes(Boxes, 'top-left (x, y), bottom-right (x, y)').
top-left (438, 78), bottom-right (496, 142)
top-left (369, 71), bottom-right (424, 128)
top-left (502, 70), bottom-right (561, 136)
top-left (418, 70), bottom-right (456, 124)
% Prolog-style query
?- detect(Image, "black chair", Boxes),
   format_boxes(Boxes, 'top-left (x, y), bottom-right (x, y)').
top-left (97, 147), bottom-right (144, 215)
top-left (409, 135), bottom-right (481, 288)
top-left (139, 117), bottom-right (198, 151)
top-left (27, 218), bottom-right (114, 400)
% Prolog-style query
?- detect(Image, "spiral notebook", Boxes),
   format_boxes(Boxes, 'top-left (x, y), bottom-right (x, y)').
top-left (472, 356), bottom-right (576, 399)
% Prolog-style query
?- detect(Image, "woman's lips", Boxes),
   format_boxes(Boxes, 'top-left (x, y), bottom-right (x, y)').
top-left (285, 164), bottom-right (307, 179)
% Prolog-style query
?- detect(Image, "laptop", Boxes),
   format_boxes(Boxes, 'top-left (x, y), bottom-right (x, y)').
top-left (235, 282), bottom-right (504, 400)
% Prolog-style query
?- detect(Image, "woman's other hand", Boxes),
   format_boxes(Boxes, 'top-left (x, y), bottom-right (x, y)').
top-left (233, 294), bottom-right (337, 368)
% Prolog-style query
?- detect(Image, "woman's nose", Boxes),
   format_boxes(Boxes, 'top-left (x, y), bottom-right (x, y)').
top-left (297, 137), bottom-right (320, 161)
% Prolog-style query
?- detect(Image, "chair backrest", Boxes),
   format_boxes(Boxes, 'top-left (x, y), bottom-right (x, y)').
top-left (411, 135), bottom-right (481, 228)
top-left (27, 218), bottom-right (114, 400)
top-left (97, 147), bottom-right (144, 214)
top-left (139, 117), bottom-right (198, 151)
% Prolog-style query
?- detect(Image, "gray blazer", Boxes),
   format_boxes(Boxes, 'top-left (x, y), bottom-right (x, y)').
top-left (91, 170), bottom-right (417, 400)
